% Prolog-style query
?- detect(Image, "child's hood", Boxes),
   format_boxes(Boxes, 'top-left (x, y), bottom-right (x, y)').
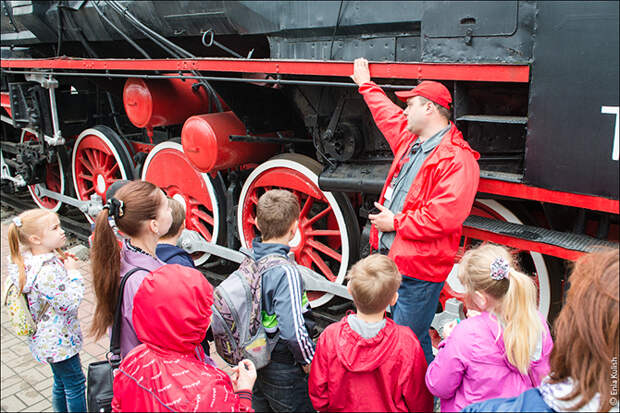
top-left (7, 250), bottom-right (58, 294)
top-left (334, 316), bottom-right (400, 372)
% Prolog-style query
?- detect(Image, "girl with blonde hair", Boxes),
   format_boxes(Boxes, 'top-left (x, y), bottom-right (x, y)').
top-left (464, 248), bottom-right (619, 412)
top-left (425, 243), bottom-right (554, 412)
top-left (6, 208), bottom-right (86, 412)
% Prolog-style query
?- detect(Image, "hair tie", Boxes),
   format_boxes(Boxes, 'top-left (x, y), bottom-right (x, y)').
top-left (12, 217), bottom-right (22, 227)
top-left (490, 257), bottom-right (510, 281)
top-left (103, 197), bottom-right (124, 219)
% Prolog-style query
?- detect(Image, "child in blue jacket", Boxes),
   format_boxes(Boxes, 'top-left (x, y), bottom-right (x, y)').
top-left (156, 197), bottom-right (195, 268)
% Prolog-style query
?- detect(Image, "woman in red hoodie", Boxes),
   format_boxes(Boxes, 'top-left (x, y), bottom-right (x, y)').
top-left (111, 264), bottom-right (256, 412)
top-left (309, 255), bottom-right (433, 412)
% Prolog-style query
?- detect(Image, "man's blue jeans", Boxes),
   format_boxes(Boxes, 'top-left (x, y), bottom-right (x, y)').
top-left (392, 276), bottom-right (444, 365)
top-left (49, 354), bottom-right (86, 413)
top-left (252, 361), bottom-right (314, 412)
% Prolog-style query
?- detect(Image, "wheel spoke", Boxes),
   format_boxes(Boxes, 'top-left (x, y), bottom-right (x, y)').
top-left (84, 149), bottom-right (99, 170)
top-left (306, 205), bottom-right (332, 226)
top-left (306, 238), bottom-right (342, 262)
top-left (190, 217), bottom-right (212, 241)
top-left (78, 173), bottom-right (93, 180)
top-left (193, 208), bottom-right (214, 226)
top-left (249, 193), bottom-right (259, 205)
top-left (299, 196), bottom-right (313, 220)
top-left (82, 186), bottom-right (95, 196)
top-left (80, 157), bottom-right (95, 174)
top-left (304, 249), bottom-right (336, 281)
top-left (305, 229), bottom-right (341, 237)
top-left (105, 162), bottom-right (120, 178)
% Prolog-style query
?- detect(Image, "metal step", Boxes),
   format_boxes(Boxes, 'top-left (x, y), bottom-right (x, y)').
top-left (464, 215), bottom-right (617, 256)
top-left (456, 114), bottom-right (528, 124)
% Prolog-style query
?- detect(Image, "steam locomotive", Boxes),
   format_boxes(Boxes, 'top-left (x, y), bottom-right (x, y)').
top-left (1, 1), bottom-right (618, 319)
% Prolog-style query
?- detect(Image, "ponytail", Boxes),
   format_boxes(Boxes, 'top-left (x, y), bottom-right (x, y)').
top-left (7, 209), bottom-right (59, 293)
top-left (90, 207), bottom-right (121, 339)
top-left (8, 222), bottom-right (27, 293)
top-left (458, 243), bottom-right (544, 374)
top-left (501, 268), bottom-right (543, 374)
top-left (89, 180), bottom-right (163, 339)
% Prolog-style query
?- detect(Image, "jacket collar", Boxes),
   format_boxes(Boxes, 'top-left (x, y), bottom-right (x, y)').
top-left (8, 250), bottom-right (58, 293)
top-left (539, 376), bottom-right (608, 412)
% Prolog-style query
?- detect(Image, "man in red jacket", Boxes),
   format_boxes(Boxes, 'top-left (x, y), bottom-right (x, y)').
top-left (351, 58), bottom-right (480, 364)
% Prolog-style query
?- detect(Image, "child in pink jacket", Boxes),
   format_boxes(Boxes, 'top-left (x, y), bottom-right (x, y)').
top-left (425, 244), bottom-right (553, 412)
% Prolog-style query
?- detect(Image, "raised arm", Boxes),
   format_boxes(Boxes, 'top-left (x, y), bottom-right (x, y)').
top-left (352, 58), bottom-right (413, 153)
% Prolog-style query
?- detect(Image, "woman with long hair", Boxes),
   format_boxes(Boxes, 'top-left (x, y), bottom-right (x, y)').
top-left (90, 180), bottom-right (172, 357)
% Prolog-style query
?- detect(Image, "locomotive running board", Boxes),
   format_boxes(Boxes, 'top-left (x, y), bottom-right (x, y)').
top-left (463, 215), bottom-right (618, 261)
top-left (179, 229), bottom-right (352, 302)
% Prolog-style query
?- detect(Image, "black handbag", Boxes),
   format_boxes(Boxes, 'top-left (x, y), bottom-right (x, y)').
top-left (86, 267), bottom-right (147, 413)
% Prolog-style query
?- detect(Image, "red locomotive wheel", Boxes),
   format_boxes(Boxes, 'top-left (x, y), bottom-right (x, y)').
top-left (441, 199), bottom-right (552, 317)
top-left (431, 200), bottom-right (555, 349)
top-left (20, 130), bottom-right (66, 212)
top-left (72, 126), bottom-right (136, 223)
top-left (238, 153), bottom-right (359, 308)
top-left (141, 141), bottom-right (226, 266)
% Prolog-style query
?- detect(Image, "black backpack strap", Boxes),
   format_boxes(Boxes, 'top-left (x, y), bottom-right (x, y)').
top-left (109, 267), bottom-right (149, 362)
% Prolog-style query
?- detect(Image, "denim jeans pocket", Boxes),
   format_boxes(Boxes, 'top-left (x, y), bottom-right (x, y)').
top-left (260, 379), bottom-right (295, 412)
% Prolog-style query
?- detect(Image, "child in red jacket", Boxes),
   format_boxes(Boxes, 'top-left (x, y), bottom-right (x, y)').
top-left (308, 254), bottom-right (433, 412)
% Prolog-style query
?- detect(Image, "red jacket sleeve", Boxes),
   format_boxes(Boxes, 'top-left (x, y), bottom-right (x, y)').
top-left (403, 339), bottom-right (434, 412)
top-left (308, 333), bottom-right (330, 411)
top-left (394, 149), bottom-right (479, 241)
top-left (234, 390), bottom-right (255, 412)
top-left (358, 81), bottom-right (413, 154)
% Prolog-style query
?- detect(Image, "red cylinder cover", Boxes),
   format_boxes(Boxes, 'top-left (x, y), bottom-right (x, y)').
top-left (123, 78), bottom-right (214, 129)
top-left (182, 111), bottom-right (279, 172)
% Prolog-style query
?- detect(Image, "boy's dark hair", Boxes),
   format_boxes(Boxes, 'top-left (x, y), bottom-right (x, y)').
top-left (346, 254), bottom-right (402, 314)
top-left (162, 197), bottom-right (185, 239)
top-left (256, 189), bottom-right (300, 241)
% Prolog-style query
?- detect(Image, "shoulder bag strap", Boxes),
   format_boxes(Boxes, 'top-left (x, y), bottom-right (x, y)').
top-left (109, 267), bottom-right (149, 358)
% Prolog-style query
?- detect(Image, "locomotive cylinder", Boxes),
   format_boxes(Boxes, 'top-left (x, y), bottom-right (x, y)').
top-left (181, 112), bottom-right (279, 172)
top-left (123, 78), bottom-right (221, 137)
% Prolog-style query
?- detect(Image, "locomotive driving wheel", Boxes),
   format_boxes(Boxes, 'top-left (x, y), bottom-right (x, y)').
top-left (141, 141), bottom-right (226, 266)
top-left (237, 153), bottom-right (360, 308)
top-left (440, 199), bottom-right (555, 317)
top-left (20, 130), bottom-right (68, 212)
top-left (430, 199), bottom-right (557, 348)
top-left (71, 125), bottom-right (136, 223)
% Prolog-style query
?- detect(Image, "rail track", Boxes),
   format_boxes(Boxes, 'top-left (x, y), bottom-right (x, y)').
top-left (0, 190), bottom-right (351, 332)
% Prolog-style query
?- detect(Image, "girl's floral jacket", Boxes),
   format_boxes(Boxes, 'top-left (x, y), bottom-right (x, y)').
top-left (7, 250), bottom-right (84, 364)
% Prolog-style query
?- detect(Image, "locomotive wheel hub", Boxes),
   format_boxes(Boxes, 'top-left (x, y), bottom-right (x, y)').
top-left (96, 174), bottom-right (106, 194)
top-left (172, 193), bottom-right (187, 212)
top-left (289, 227), bottom-right (302, 248)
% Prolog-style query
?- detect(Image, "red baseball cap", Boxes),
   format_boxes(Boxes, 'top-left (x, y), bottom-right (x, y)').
top-left (395, 81), bottom-right (452, 109)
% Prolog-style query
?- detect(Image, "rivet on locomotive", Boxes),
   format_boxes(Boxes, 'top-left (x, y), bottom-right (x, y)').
top-left (1, 1), bottom-right (618, 322)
